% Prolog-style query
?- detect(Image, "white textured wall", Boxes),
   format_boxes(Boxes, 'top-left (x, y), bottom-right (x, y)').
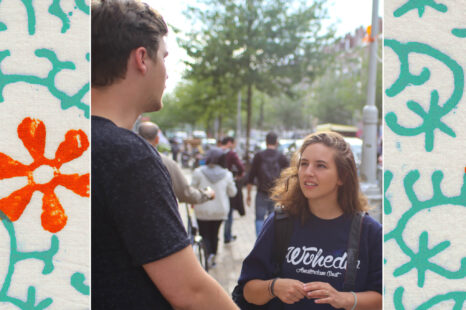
top-left (384, 0), bottom-right (466, 308)
top-left (0, 0), bottom-right (90, 309)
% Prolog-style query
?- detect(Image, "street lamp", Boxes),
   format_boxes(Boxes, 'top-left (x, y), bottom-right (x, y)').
top-left (360, 0), bottom-right (381, 222)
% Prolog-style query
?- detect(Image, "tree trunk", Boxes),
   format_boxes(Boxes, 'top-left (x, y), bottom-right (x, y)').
top-left (245, 0), bottom-right (253, 167)
top-left (258, 97), bottom-right (264, 129)
top-left (245, 82), bottom-right (252, 166)
top-left (217, 115), bottom-right (223, 141)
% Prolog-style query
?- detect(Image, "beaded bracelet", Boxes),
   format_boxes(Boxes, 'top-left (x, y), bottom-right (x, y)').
top-left (350, 291), bottom-right (357, 310)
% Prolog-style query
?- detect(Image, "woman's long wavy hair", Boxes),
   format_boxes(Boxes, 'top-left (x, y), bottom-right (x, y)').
top-left (270, 132), bottom-right (368, 220)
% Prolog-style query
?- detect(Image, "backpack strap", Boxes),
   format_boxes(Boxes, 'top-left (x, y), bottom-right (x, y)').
top-left (343, 211), bottom-right (365, 291)
top-left (272, 206), bottom-right (294, 277)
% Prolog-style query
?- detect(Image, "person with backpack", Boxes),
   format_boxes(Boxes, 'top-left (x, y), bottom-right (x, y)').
top-left (220, 136), bottom-right (246, 244)
top-left (247, 132), bottom-right (290, 236)
top-left (192, 147), bottom-right (237, 268)
top-left (235, 132), bottom-right (382, 309)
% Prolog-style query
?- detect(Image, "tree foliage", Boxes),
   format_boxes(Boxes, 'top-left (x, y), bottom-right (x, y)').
top-left (179, 0), bottom-right (333, 159)
top-left (310, 42), bottom-right (383, 125)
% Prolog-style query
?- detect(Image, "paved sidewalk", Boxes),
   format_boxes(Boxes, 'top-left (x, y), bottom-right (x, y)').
top-left (207, 187), bottom-right (257, 294)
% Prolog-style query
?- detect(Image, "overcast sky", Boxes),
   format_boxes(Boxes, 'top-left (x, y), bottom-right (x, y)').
top-left (146, 0), bottom-right (384, 92)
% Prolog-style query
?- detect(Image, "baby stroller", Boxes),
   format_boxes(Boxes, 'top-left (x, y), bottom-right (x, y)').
top-left (184, 203), bottom-right (209, 271)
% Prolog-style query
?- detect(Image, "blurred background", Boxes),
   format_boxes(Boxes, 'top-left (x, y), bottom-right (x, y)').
top-left (143, 0), bottom-right (382, 171)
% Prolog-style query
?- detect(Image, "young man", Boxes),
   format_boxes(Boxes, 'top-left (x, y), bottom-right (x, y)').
top-left (246, 132), bottom-right (289, 236)
top-left (91, 1), bottom-right (238, 309)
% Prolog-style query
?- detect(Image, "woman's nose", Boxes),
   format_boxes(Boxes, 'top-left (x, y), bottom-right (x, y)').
top-left (305, 165), bottom-right (315, 176)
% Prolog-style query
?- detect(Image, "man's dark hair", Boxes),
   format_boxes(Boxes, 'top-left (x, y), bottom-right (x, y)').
top-left (221, 136), bottom-right (235, 145)
top-left (91, 0), bottom-right (168, 87)
top-left (138, 122), bottom-right (159, 141)
top-left (266, 132), bottom-right (278, 145)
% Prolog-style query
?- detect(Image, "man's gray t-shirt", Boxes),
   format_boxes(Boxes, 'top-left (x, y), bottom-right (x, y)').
top-left (91, 116), bottom-right (190, 309)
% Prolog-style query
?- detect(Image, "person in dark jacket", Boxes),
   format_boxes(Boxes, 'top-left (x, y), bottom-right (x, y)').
top-left (220, 136), bottom-right (245, 243)
top-left (247, 132), bottom-right (289, 236)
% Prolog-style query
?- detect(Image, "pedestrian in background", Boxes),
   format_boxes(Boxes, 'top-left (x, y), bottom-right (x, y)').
top-left (247, 132), bottom-right (289, 236)
top-left (138, 121), bottom-right (215, 204)
top-left (169, 138), bottom-right (180, 162)
top-left (220, 136), bottom-right (245, 244)
top-left (192, 147), bottom-right (237, 268)
top-left (237, 132), bottom-right (382, 309)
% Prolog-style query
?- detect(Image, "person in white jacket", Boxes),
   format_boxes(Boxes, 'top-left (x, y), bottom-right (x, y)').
top-left (192, 147), bottom-right (237, 267)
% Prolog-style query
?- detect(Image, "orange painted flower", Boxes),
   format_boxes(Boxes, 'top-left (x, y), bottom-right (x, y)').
top-left (0, 117), bottom-right (89, 233)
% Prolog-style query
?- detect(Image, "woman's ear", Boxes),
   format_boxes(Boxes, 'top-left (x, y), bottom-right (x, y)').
top-left (337, 173), bottom-right (343, 186)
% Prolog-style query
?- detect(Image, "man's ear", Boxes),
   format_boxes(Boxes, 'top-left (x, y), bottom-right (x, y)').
top-left (149, 135), bottom-right (159, 147)
top-left (132, 47), bottom-right (149, 74)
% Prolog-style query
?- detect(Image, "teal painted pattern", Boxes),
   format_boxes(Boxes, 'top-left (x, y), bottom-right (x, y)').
top-left (452, 28), bottom-right (466, 39)
top-left (394, 287), bottom-right (466, 310)
top-left (383, 170), bottom-right (393, 215)
top-left (0, 0), bottom-right (90, 34)
top-left (384, 171), bottom-right (466, 308)
top-left (0, 49), bottom-right (90, 118)
top-left (70, 272), bottom-right (89, 296)
top-left (384, 39), bottom-right (464, 152)
top-left (394, 1), bottom-right (466, 41)
top-left (0, 0), bottom-right (90, 308)
top-left (74, 0), bottom-right (90, 14)
top-left (49, 0), bottom-right (90, 34)
top-left (385, 0), bottom-right (465, 308)
top-left (393, 0), bottom-right (447, 18)
top-left (385, 171), bottom-right (466, 287)
top-left (0, 211), bottom-right (59, 309)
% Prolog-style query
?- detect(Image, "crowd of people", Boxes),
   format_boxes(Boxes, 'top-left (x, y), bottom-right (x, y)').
top-left (91, 1), bottom-right (382, 309)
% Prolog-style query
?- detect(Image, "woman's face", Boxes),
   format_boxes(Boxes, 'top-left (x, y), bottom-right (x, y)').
top-left (298, 143), bottom-right (342, 204)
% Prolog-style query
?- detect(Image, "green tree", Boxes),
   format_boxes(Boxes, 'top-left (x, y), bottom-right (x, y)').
top-left (252, 89), bottom-right (310, 131)
top-left (310, 41), bottom-right (382, 125)
top-left (180, 0), bottom-right (333, 160)
top-left (148, 77), bottom-right (238, 135)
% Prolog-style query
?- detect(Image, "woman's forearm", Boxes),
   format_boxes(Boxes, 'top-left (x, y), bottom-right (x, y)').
top-left (349, 291), bottom-right (382, 310)
top-left (243, 279), bottom-right (274, 305)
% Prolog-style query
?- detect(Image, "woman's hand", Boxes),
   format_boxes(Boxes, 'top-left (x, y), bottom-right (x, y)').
top-left (304, 282), bottom-right (354, 309)
top-left (273, 278), bottom-right (307, 304)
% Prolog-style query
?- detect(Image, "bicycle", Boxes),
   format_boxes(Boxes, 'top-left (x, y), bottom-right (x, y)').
top-left (184, 203), bottom-right (209, 271)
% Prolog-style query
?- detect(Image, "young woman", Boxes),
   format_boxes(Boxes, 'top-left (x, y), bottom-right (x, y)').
top-left (237, 132), bottom-right (382, 309)
top-left (192, 147), bottom-right (237, 267)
